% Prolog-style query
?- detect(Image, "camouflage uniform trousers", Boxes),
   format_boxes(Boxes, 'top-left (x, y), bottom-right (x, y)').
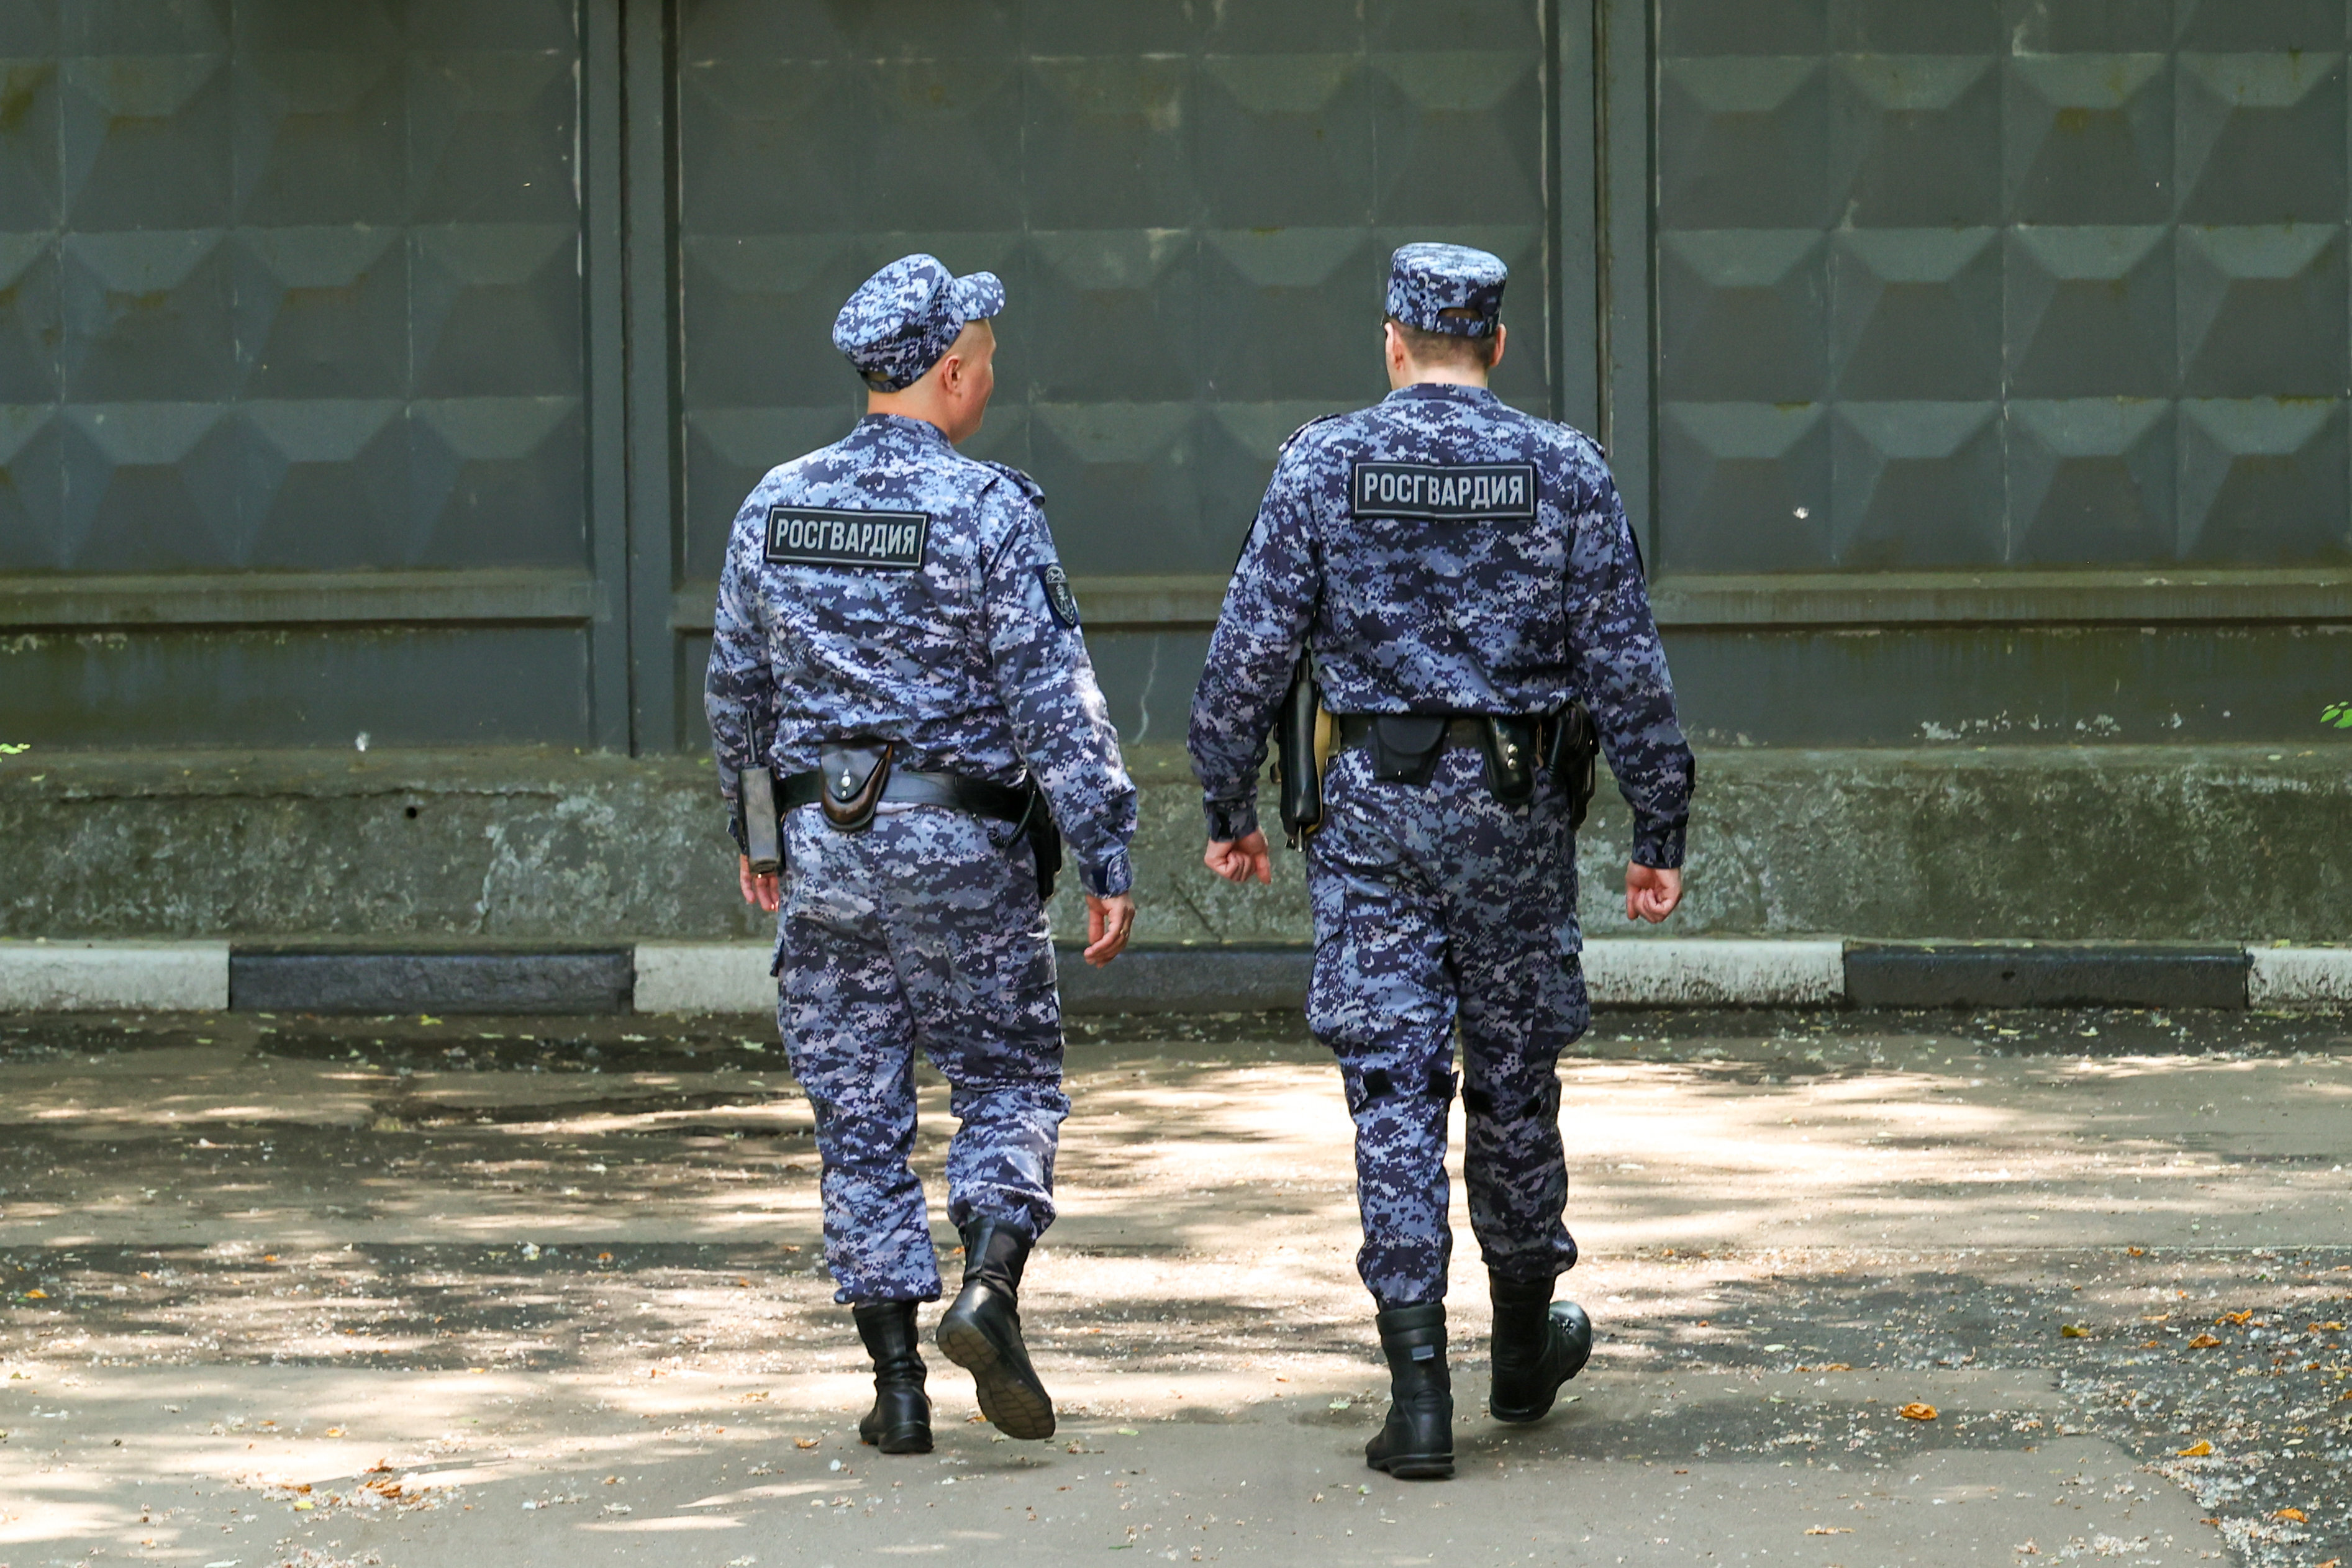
top-left (774, 804), bottom-right (1068, 1305)
top-left (1307, 745), bottom-right (1591, 1308)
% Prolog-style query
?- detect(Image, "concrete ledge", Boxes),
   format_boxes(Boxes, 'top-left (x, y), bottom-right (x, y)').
top-left (229, 950), bottom-right (633, 1015)
top-left (2247, 946), bottom-right (2352, 1008)
top-left (1055, 945), bottom-right (1310, 1014)
top-left (1845, 942), bottom-right (2248, 1010)
top-left (634, 941), bottom-right (776, 1015)
top-left (0, 939), bottom-right (229, 1011)
top-left (1582, 939), bottom-right (1846, 1007)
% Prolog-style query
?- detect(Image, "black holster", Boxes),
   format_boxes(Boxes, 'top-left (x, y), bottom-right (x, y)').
top-left (1479, 716), bottom-right (1540, 807)
top-left (1546, 703), bottom-right (1599, 832)
top-left (818, 740), bottom-right (894, 832)
top-left (1017, 784), bottom-right (1062, 901)
top-left (1274, 651), bottom-right (1326, 848)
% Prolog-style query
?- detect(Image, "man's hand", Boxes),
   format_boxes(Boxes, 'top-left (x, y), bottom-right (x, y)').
top-left (1083, 892), bottom-right (1137, 966)
top-left (1204, 830), bottom-right (1273, 886)
top-left (1625, 863), bottom-right (1682, 923)
top-left (738, 854), bottom-right (780, 913)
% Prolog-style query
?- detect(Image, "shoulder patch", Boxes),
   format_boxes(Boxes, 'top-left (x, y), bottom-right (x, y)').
top-left (1278, 412), bottom-right (1347, 456)
top-left (978, 459), bottom-right (1045, 504)
top-left (1038, 563), bottom-right (1081, 628)
top-left (763, 504), bottom-right (929, 570)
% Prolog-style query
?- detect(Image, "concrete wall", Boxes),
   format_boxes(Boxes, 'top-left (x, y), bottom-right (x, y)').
top-left (4, 743), bottom-right (2345, 945)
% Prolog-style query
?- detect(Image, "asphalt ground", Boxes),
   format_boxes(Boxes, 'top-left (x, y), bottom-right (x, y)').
top-left (0, 1006), bottom-right (2346, 1568)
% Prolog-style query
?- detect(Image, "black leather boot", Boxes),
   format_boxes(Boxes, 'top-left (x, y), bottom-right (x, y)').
top-left (853, 1300), bottom-right (933, 1454)
top-left (1364, 1302), bottom-right (1453, 1479)
top-left (934, 1218), bottom-right (1055, 1440)
top-left (1486, 1272), bottom-right (1592, 1424)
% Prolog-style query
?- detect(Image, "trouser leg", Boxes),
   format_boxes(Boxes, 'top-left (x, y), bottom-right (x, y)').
top-left (779, 918), bottom-right (940, 1305)
top-left (1445, 789), bottom-right (1587, 1287)
top-left (1307, 809), bottom-right (1458, 1310)
top-left (778, 813), bottom-right (941, 1306)
top-left (883, 809), bottom-right (1069, 1243)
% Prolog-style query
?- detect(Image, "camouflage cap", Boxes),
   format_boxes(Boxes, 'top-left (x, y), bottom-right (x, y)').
top-left (1384, 242), bottom-right (1507, 337)
top-left (833, 254), bottom-right (1006, 392)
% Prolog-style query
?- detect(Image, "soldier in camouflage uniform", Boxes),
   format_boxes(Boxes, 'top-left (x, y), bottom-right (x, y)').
top-left (1188, 243), bottom-right (1694, 1480)
top-left (707, 254), bottom-right (1138, 1453)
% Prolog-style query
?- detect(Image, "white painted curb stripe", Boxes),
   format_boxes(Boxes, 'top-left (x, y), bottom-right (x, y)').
top-left (0, 940), bottom-right (229, 1011)
top-left (1580, 938), bottom-right (1848, 1007)
top-left (633, 941), bottom-right (776, 1015)
top-left (2247, 946), bottom-right (2352, 1007)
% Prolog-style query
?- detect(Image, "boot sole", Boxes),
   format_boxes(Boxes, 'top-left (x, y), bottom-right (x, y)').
top-left (1369, 1452), bottom-right (1455, 1480)
top-left (936, 1312), bottom-right (1055, 1441)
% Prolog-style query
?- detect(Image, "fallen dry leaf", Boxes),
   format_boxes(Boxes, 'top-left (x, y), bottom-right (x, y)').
top-left (2176, 1440), bottom-right (2213, 1457)
top-left (2061, 1325), bottom-right (2087, 1339)
top-left (1804, 1526), bottom-right (1854, 1536)
top-left (2187, 1334), bottom-right (2223, 1349)
top-left (793, 1438), bottom-right (819, 1450)
top-left (2314, 1321), bottom-right (2345, 1332)
top-left (1898, 1403), bottom-right (1937, 1422)
top-left (2126, 1246), bottom-right (2146, 1257)
top-left (2218, 1310), bottom-right (2253, 1326)
top-left (24, 1289), bottom-right (45, 1300)
top-left (2274, 1508), bottom-right (2307, 1523)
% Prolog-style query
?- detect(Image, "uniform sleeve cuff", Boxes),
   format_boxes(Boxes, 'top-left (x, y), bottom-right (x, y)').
top-left (1631, 814), bottom-right (1686, 871)
top-left (1079, 849), bottom-right (1133, 899)
top-left (1202, 794), bottom-right (1259, 843)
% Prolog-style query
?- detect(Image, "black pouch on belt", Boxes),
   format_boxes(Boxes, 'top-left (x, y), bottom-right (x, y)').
top-left (817, 740), bottom-right (893, 832)
top-left (1479, 716), bottom-right (1540, 807)
top-left (1368, 715), bottom-right (1450, 787)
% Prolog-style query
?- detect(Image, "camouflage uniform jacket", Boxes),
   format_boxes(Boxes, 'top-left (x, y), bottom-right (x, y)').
top-left (707, 413), bottom-right (1137, 897)
top-left (1187, 383), bottom-right (1693, 869)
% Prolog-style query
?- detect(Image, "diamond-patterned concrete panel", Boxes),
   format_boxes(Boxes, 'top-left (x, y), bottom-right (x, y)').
top-left (1196, 55), bottom-right (1376, 226)
top-left (409, 224), bottom-right (579, 399)
top-left (2007, 397), bottom-right (2174, 563)
top-left (235, 225), bottom-right (406, 399)
top-left (1661, 229), bottom-right (1828, 402)
top-left (2004, 53), bottom-right (2172, 225)
top-left (238, 397), bottom-right (407, 568)
top-left (1829, 227), bottom-right (2001, 399)
top-left (60, 400), bottom-right (238, 568)
top-left (1832, 55), bottom-right (2000, 227)
top-left (2005, 225), bottom-right (2174, 397)
top-left (0, 404), bottom-right (61, 568)
top-left (60, 229), bottom-right (234, 401)
top-left (2175, 51), bottom-right (2345, 224)
top-left (2176, 224), bottom-right (2347, 397)
top-left (61, 52), bottom-right (230, 228)
top-left (2177, 397), bottom-right (2348, 561)
top-left (1659, 57), bottom-right (1833, 228)
top-left (408, 395), bottom-right (581, 566)
top-left (1369, 52), bottom-right (1544, 224)
top-left (1659, 402), bottom-right (1833, 571)
top-left (1025, 56), bottom-right (1195, 229)
top-left (1830, 400), bottom-right (2004, 564)
top-left (230, 46), bottom-right (404, 225)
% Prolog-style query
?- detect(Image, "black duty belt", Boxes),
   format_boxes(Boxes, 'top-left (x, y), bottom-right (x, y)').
top-left (777, 766), bottom-right (1032, 825)
top-left (1335, 713), bottom-right (1492, 755)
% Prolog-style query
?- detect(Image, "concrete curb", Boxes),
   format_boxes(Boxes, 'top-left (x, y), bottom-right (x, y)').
top-left (0, 940), bottom-right (229, 1011)
top-left (1, 940), bottom-right (2340, 1015)
top-left (1582, 939), bottom-right (1845, 1007)
top-left (2248, 946), bottom-right (2352, 1007)
top-left (229, 950), bottom-right (633, 1015)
